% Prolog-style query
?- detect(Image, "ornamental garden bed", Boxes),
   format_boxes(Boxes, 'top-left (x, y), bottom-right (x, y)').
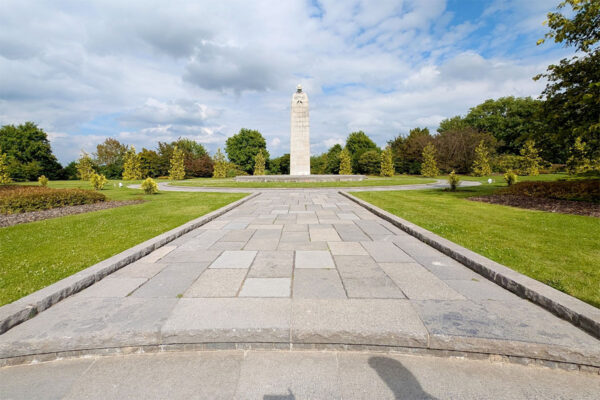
top-left (0, 186), bottom-right (107, 214)
top-left (469, 179), bottom-right (600, 217)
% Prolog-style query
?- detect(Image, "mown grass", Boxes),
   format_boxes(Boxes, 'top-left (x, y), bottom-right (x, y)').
top-left (0, 180), bottom-right (245, 305)
top-left (172, 175), bottom-right (436, 188)
top-left (354, 174), bottom-right (600, 308)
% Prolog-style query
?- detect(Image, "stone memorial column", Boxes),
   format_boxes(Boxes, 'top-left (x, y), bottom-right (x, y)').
top-left (290, 85), bottom-right (310, 175)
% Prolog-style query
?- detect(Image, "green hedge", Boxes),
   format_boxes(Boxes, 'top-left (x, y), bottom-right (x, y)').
top-left (0, 186), bottom-right (106, 214)
top-left (501, 179), bottom-right (599, 203)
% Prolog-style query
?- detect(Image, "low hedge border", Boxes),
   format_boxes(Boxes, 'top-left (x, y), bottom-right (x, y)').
top-left (501, 179), bottom-right (599, 203)
top-left (0, 186), bottom-right (106, 214)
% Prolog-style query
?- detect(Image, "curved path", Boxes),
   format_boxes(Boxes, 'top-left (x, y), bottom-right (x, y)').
top-left (2, 349), bottom-right (599, 399)
top-left (149, 179), bottom-right (481, 193)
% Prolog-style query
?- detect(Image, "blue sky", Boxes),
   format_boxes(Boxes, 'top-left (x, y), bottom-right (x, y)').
top-left (0, 0), bottom-right (568, 164)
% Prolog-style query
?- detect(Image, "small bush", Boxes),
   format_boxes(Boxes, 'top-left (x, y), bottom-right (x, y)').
top-left (38, 175), bottom-right (49, 187)
top-left (0, 186), bottom-right (106, 214)
top-left (141, 177), bottom-right (159, 194)
top-left (504, 170), bottom-right (518, 186)
top-left (447, 170), bottom-right (460, 191)
top-left (90, 173), bottom-right (107, 190)
top-left (501, 179), bottom-right (600, 203)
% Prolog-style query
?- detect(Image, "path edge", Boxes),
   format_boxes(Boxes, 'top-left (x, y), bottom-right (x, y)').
top-left (339, 191), bottom-right (600, 340)
top-left (0, 192), bottom-right (260, 335)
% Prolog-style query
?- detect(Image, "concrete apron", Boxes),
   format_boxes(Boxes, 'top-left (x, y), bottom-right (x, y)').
top-left (0, 189), bottom-right (598, 375)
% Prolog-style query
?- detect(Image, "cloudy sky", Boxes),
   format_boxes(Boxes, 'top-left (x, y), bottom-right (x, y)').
top-left (0, 0), bottom-right (568, 164)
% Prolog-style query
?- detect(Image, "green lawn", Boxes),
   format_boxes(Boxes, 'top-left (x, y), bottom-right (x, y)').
top-left (0, 180), bottom-right (245, 306)
top-left (353, 174), bottom-right (600, 308)
top-left (172, 175), bottom-right (436, 188)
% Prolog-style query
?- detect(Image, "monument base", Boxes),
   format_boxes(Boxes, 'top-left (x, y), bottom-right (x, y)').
top-left (234, 174), bottom-right (366, 183)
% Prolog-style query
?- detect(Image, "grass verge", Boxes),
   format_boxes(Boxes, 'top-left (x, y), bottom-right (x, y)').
top-left (0, 180), bottom-right (245, 306)
top-left (171, 175), bottom-right (436, 188)
top-left (353, 174), bottom-right (600, 308)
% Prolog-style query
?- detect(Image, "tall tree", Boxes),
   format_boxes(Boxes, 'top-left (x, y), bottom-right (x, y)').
top-left (520, 140), bottom-right (543, 176)
top-left (345, 131), bottom-right (378, 171)
top-left (437, 116), bottom-right (469, 134)
top-left (380, 146), bottom-right (394, 177)
top-left (253, 149), bottom-right (266, 175)
top-left (400, 127), bottom-right (433, 174)
top-left (76, 151), bottom-right (95, 181)
top-left (420, 143), bottom-right (439, 177)
top-left (325, 144), bottom-right (343, 174)
top-left (169, 146), bottom-right (186, 180)
top-left (472, 140), bottom-right (492, 176)
top-left (212, 148), bottom-right (227, 178)
top-left (139, 148), bottom-right (161, 178)
top-left (339, 147), bottom-right (353, 175)
top-left (225, 128), bottom-right (269, 173)
top-left (566, 137), bottom-right (592, 174)
top-left (434, 127), bottom-right (496, 174)
top-left (0, 122), bottom-right (62, 180)
top-left (535, 0), bottom-right (600, 159)
top-left (95, 138), bottom-right (127, 178)
top-left (122, 146), bottom-right (142, 180)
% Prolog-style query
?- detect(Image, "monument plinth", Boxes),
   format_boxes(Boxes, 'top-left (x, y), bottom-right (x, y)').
top-left (290, 85), bottom-right (310, 175)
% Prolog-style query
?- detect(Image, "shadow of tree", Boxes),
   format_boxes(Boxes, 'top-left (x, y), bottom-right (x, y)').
top-left (264, 388), bottom-right (295, 400)
top-left (369, 356), bottom-right (438, 400)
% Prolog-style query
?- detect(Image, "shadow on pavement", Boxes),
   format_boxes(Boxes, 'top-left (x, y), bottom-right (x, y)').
top-left (369, 356), bottom-right (438, 400)
top-left (264, 388), bottom-right (295, 400)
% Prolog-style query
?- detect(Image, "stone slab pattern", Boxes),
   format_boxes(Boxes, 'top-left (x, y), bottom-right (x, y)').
top-left (1, 191), bottom-right (599, 365)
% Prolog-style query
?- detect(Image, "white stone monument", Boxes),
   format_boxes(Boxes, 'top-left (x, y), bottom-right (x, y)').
top-left (290, 84), bottom-right (310, 175)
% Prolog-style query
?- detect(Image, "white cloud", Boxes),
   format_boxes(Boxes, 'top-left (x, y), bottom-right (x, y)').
top-left (0, 0), bottom-right (569, 163)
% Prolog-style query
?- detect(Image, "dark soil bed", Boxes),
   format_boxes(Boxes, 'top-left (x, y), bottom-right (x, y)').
top-left (469, 195), bottom-right (600, 218)
top-left (0, 200), bottom-right (143, 228)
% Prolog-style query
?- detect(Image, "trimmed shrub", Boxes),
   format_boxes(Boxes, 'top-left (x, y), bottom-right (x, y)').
top-left (339, 147), bottom-right (352, 175)
top-left (447, 170), bottom-right (460, 191)
top-left (0, 186), bottom-right (106, 214)
top-left (380, 146), bottom-right (394, 177)
top-left (38, 175), bottom-right (49, 187)
top-left (141, 177), bottom-right (158, 194)
top-left (501, 179), bottom-right (599, 203)
top-left (90, 173), bottom-right (107, 190)
top-left (504, 170), bottom-right (518, 186)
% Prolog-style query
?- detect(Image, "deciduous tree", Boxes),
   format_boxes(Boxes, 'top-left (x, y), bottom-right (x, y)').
top-left (225, 128), bottom-right (269, 173)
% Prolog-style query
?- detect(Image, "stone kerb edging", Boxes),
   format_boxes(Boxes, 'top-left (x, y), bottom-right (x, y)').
top-left (0, 192), bottom-right (260, 335)
top-left (339, 191), bottom-right (600, 340)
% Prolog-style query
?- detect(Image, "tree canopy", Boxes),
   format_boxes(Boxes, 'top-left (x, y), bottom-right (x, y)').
top-left (345, 131), bottom-right (379, 171)
top-left (225, 128), bottom-right (269, 173)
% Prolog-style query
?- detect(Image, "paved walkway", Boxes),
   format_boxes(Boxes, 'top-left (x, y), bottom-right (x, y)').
top-left (2, 350), bottom-right (599, 399)
top-left (0, 190), bottom-right (598, 369)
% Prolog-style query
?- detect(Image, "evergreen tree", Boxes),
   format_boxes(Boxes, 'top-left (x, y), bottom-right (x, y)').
top-left (420, 143), bottom-right (439, 177)
top-left (253, 149), bottom-right (266, 175)
top-left (380, 145), bottom-right (394, 177)
top-left (122, 146), bottom-right (142, 180)
top-left (76, 151), bottom-right (95, 180)
top-left (0, 150), bottom-right (12, 184)
top-left (519, 140), bottom-right (542, 176)
top-left (339, 147), bottom-right (353, 175)
top-left (212, 148), bottom-right (227, 178)
top-left (169, 146), bottom-right (186, 180)
top-left (566, 137), bottom-right (592, 174)
top-left (472, 140), bottom-right (492, 176)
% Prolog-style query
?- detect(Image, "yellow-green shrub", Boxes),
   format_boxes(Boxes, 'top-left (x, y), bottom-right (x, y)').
top-left (447, 170), bottom-right (460, 191)
top-left (504, 170), bottom-right (518, 186)
top-left (141, 177), bottom-right (158, 194)
top-left (90, 173), bottom-right (107, 190)
top-left (38, 175), bottom-right (49, 187)
top-left (0, 186), bottom-right (106, 214)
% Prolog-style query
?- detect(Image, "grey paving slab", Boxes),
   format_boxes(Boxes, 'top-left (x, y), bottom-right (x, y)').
top-left (184, 269), bottom-right (247, 297)
top-left (246, 224), bottom-right (283, 230)
top-left (161, 298), bottom-right (291, 343)
top-left (292, 269), bottom-right (347, 299)
top-left (444, 279), bottom-right (523, 302)
top-left (361, 241), bottom-right (414, 263)
top-left (111, 261), bottom-right (167, 279)
top-left (355, 219), bottom-right (393, 236)
top-left (335, 256), bottom-right (405, 298)
top-left (379, 263), bottom-right (465, 300)
top-left (208, 241), bottom-right (246, 251)
top-left (277, 241), bottom-right (329, 251)
top-left (333, 223), bottom-right (371, 241)
top-left (280, 230), bottom-right (309, 242)
top-left (0, 357), bottom-right (95, 400)
top-left (309, 227), bottom-right (341, 242)
top-left (328, 241), bottom-right (368, 255)
top-left (138, 245), bottom-right (177, 263)
top-left (224, 221), bottom-right (249, 230)
top-left (75, 277), bottom-right (147, 298)
top-left (220, 229), bottom-right (255, 242)
top-left (130, 268), bottom-right (202, 298)
top-left (243, 238), bottom-right (279, 250)
top-left (239, 278), bottom-right (291, 297)
top-left (295, 250), bottom-right (335, 269)
top-left (291, 299), bottom-right (428, 346)
top-left (0, 297), bottom-right (178, 357)
top-left (247, 251), bottom-right (293, 278)
top-left (209, 250), bottom-right (257, 269)
top-left (160, 249), bottom-right (221, 264)
top-left (234, 351), bottom-right (341, 400)
top-left (64, 351), bottom-right (242, 400)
